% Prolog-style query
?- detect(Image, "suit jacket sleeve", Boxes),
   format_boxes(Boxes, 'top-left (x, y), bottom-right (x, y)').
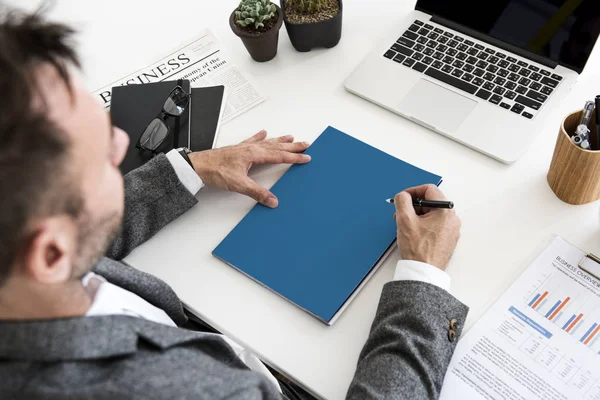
top-left (346, 280), bottom-right (469, 400)
top-left (106, 154), bottom-right (198, 260)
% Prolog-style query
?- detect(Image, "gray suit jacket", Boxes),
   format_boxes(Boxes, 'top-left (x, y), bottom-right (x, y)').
top-left (0, 155), bottom-right (469, 400)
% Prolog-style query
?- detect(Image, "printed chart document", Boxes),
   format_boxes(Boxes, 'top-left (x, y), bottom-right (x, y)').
top-left (93, 29), bottom-right (265, 124)
top-left (440, 236), bottom-right (600, 400)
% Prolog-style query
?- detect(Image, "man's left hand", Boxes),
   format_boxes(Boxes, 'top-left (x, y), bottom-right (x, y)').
top-left (188, 130), bottom-right (311, 208)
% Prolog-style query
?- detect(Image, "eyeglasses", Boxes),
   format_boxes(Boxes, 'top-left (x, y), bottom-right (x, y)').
top-left (136, 85), bottom-right (190, 153)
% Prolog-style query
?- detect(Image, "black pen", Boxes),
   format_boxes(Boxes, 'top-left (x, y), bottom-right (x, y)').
top-left (594, 95), bottom-right (600, 150)
top-left (385, 198), bottom-right (454, 209)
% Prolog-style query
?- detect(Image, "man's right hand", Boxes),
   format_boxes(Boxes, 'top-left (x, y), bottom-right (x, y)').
top-left (394, 184), bottom-right (462, 271)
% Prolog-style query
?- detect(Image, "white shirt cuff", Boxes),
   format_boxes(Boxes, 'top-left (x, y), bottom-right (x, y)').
top-left (165, 149), bottom-right (204, 195)
top-left (394, 260), bottom-right (451, 292)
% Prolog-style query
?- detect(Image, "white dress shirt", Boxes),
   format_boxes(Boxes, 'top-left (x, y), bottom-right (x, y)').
top-left (82, 149), bottom-right (451, 390)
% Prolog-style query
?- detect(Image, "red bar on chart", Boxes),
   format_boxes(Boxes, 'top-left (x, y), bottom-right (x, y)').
top-left (584, 324), bottom-right (600, 345)
top-left (567, 314), bottom-right (584, 333)
top-left (549, 297), bottom-right (570, 321)
top-left (532, 291), bottom-right (548, 309)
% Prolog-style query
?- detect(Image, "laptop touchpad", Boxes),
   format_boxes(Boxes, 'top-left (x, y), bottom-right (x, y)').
top-left (398, 79), bottom-right (477, 133)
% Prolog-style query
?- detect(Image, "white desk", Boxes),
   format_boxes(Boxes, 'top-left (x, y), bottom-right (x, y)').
top-left (11, 1), bottom-right (600, 399)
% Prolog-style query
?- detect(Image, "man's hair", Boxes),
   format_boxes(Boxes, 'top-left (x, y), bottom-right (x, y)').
top-left (0, 9), bottom-right (83, 284)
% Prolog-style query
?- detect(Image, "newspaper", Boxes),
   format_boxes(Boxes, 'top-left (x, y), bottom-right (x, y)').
top-left (93, 29), bottom-right (265, 124)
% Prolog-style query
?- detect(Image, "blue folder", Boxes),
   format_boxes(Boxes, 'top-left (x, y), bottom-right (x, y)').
top-left (213, 126), bottom-right (442, 324)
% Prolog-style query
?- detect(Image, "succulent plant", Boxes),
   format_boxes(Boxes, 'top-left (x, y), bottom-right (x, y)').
top-left (235, 0), bottom-right (277, 30)
top-left (288, 0), bottom-right (327, 14)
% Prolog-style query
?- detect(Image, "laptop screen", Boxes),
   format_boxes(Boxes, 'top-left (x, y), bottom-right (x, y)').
top-left (416, 0), bottom-right (600, 73)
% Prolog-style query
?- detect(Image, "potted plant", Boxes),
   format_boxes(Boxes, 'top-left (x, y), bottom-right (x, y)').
top-left (230, 0), bottom-right (284, 62)
top-left (281, 0), bottom-right (343, 52)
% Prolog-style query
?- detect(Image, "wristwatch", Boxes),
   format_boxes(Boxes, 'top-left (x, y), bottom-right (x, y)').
top-left (177, 147), bottom-right (193, 168)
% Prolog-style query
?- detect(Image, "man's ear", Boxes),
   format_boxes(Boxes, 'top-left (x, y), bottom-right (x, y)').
top-left (22, 217), bottom-right (77, 284)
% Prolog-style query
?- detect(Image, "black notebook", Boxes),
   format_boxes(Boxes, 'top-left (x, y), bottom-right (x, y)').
top-left (110, 81), bottom-right (225, 175)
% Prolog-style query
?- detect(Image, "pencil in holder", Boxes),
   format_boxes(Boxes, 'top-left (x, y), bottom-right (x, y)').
top-left (547, 108), bottom-right (600, 205)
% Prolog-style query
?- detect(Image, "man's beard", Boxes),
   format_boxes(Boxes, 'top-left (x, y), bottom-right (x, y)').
top-left (72, 210), bottom-right (123, 279)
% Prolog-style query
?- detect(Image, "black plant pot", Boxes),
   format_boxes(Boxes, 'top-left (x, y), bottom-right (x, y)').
top-left (281, 0), bottom-right (343, 52)
top-left (230, 5), bottom-right (284, 62)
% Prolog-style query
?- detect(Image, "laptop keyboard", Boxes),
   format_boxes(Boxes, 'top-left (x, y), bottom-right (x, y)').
top-left (383, 19), bottom-right (563, 119)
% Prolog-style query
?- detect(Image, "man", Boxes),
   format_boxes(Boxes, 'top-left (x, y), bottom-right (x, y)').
top-left (0, 9), bottom-right (468, 400)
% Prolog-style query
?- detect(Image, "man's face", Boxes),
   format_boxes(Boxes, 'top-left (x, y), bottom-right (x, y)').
top-left (40, 65), bottom-right (130, 277)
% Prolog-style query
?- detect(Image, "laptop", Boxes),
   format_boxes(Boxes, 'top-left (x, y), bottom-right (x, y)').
top-left (344, 0), bottom-right (600, 164)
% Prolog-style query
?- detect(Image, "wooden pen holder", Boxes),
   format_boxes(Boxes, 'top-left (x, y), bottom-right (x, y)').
top-left (547, 108), bottom-right (600, 205)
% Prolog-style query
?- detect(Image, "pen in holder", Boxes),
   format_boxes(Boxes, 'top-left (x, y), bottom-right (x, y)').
top-left (547, 108), bottom-right (600, 205)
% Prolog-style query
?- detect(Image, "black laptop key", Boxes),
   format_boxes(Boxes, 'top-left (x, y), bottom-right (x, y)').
top-left (530, 82), bottom-right (542, 91)
top-left (508, 73), bottom-right (520, 82)
top-left (443, 55), bottom-right (454, 64)
top-left (528, 65), bottom-right (539, 72)
top-left (412, 62), bottom-right (427, 72)
top-left (475, 89), bottom-right (492, 100)
top-left (422, 56), bottom-right (434, 65)
top-left (408, 24), bottom-right (420, 32)
top-left (456, 52), bottom-right (468, 60)
top-left (464, 39), bottom-right (474, 46)
top-left (433, 51), bottom-right (444, 60)
top-left (508, 64), bottom-right (520, 72)
top-left (483, 82), bottom-right (495, 91)
top-left (414, 20), bottom-right (424, 26)
top-left (517, 60), bottom-right (528, 68)
top-left (487, 65), bottom-right (499, 74)
top-left (488, 56), bottom-right (500, 65)
top-left (424, 67), bottom-right (478, 94)
top-left (446, 49), bottom-right (458, 57)
top-left (397, 37), bottom-right (416, 48)
top-left (438, 36), bottom-right (449, 44)
top-left (505, 91), bottom-right (516, 100)
top-left (516, 95), bottom-right (541, 110)
top-left (451, 69), bottom-right (464, 78)
top-left (540, 70), bottom-right (551, 76)
top-left (428, 32), bottom-right (439, 40)
top-left (477, 52), bottom-right (490, 61)
top-left (419, 28), bottom-right (430, 36)
top-left (393, 54), bottom-right (406, 63)
top-left (413, 53), bottom-right (424, 61)
top-left (417, 36), bottom-right (428, 44)
top-left (462, 64), bottom-right (475, 73)
top-left (472, 77), bottom-right (485, 86)
top-left (541, 86), bottom-right (553, 95)
top-left (437, 44), bottom-right (449, 52)
top-left (522, 112), bottom-right (533, 119)
top-left (507, 56), bottom-right (517, 63)
top-left (466, 56), bottom-right (478, 65)
top-left (511, 103), bottom-right (524, 114)
top-left (526, 90), bottom-right (547, 103)
top-left (516, 85), bottom-right (528, 95)
top-left (476, 61), bottom-right (489, 69)
top-left (384, 50), bottom-right (396, 59)
top-left (434, 27), bottom-right (443, 34)
top-left (505, 81), bottom-right (517, 90)
top-left (426, 40), bottom-right (437, 48)
top-left (530, 72), bottom-right (542, 82)
top-left (414, 44), bottom-right (425, 52)
top-left (457, 44), bottom-right (469, 52)
top-left (448, 39), bottom-right (459, 48)
top-left (392, 44), bottom-right (414, 56)
top-left (500, 102), bottom-right (511, 110)
top-left (551, 74), bottom-right (563, 81)
top-left (424, 24), bottom-right (434, 29)
top-left (423, 48), bottom-right (434, 56)
top-left (541, 77), bottom-right (559, 88)
top-left (496, 52), bottom-right (506, 59)
top-left (474, 44), bottom-right (484, 50)
top-left (493, 86), bottom-right (506, 96)
top-left (454, 36), bottom-right (464, 42)
top-left (467, 48), bottom-right (479, 56)
top-left (442, 64), bottom-right (453, 73)
top-left (519, 77), bottom-right (531, 86)
top-left (483, 73), bottom-right (495, 81)
top-left (462, 73), bottom-right (474, 82)
top-left (519, 70), bottom-right (532, 79)
top-left (473, 68), bottom-right (485, 77)
top-left (497, 69), bottom-right (509, 77)
top-left (403, 31), bottom-right (419, 41)
top-left (498, 60), bottom-right (510, 68)
top-left (453, 60), bottom-right (465, 69)
top-left (432, 60), bottom-right (444, 69)
top-left (494, 77), bottom-right (506, 86)
top-left (444, 32), bottom-right (453, 38)
top-left (402, 58), bottom-right (416, 67)
top-left (489, 94), bottom-right (502, 104)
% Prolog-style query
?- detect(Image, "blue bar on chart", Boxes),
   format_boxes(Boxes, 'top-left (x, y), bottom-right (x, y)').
top-left (563, 315), bottom-right (577, 330)
top-left (545, 300), bottom-right (562, 319)
top-left (529, 293), bottom-right (541, 307)
top-left (581, 323), bottom-right (598, 343)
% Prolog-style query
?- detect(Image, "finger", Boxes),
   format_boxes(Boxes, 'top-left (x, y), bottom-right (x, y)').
top-left (242, 130), bottom-right (267, 144)
top-left (277, 141), bottom-right (310, 153)
top-left (394, 191), bottom-right (417, 225)
top-left (239, 177), bottom-right (278, 208)
top-left (403, 184), bottom-right (447, 201)
top-left (275, 135), bottom-right (294, 143)
top-left (255, 149), bottom-right (311, 165)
